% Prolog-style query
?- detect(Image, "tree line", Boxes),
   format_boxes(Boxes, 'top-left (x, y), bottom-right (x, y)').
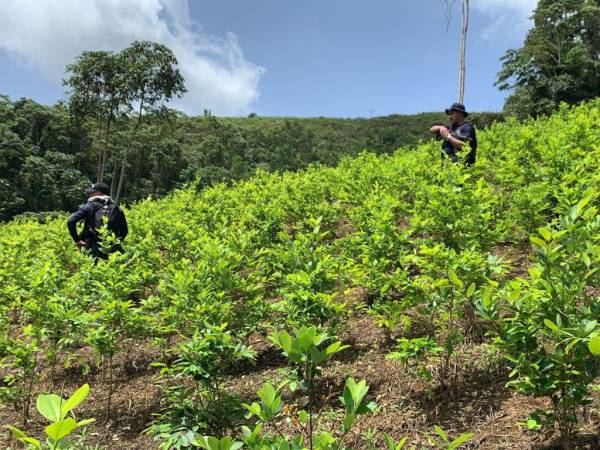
top-left (0, 93), bottom-right (502, 221)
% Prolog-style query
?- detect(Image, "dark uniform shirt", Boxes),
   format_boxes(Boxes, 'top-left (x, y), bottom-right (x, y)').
top-left (439, 122), bottom-right (477, 166)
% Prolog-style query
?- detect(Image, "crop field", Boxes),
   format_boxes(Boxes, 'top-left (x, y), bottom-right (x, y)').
top-left (2, 100), bottom-right (600, 449)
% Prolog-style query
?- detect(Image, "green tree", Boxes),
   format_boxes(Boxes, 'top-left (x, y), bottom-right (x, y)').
top-left (113, 41), bottom-right (186, 203)
top-left (64, 50), bottom-right (124, 183)
top-left (496, 0), bottom-right (600, 119)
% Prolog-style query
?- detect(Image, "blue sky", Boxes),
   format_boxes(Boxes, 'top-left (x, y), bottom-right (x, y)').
top-left (0, 0), bottom-right (537, 117)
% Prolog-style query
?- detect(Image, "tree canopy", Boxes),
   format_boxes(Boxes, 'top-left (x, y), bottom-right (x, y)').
top-left (496, 0), bottom-right (600, 119)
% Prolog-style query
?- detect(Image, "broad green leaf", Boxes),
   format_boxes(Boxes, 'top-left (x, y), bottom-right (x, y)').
top-left (61, 384), bottom-right (89, 419)
top-left (589, 334), bottom-right (600, 355)
top-left (7, 424), bottom-right (42, 448)
top-left (37, 394), bottom-right (64, 423)
top-left (530, 236), bottom-right (546, 249)
top-left (45, 418), bottom-right (77, 442)
top-left (384, 434), bottom-right (395, 449)
top-left (577, 194), bottom-right (594, 212)
top-left (397, 436), bottom-right (408, 449)
top-left (343, 414), bottom-right (355, 433)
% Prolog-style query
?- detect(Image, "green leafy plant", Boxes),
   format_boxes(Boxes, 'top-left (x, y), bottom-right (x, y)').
top-left (199, 377), bottom-right (377, 450)
top-left (427, 425), bottom-right (474, 450)
top-left (7, 384), bottom-right (95, 449)
top-left (149, 323), bottom-right (255, 449)
top-left (483, 196), bottom-right (600, 449)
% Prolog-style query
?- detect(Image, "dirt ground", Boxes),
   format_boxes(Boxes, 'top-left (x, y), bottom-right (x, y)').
top-left (2, 310), bottom-right (600, 450)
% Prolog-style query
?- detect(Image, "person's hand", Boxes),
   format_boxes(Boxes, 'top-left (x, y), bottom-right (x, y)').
top-left (75, 240), bottom-right (86, 249)
top-left (439, 127), bottom-right (450, 139)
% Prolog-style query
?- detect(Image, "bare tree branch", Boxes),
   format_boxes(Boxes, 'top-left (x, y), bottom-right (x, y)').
top-left (443, 0), bottom-right (457, 32)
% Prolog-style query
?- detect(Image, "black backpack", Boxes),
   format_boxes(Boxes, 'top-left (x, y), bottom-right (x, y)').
top-left (90, 201), bottom-right (118, 234)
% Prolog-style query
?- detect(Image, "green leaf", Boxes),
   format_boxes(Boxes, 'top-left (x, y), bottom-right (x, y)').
top-left (197, 436), bottom-right (220, 450)
top-left (530, 236), bottom-right (546, 249)
top-left (313, 432), bottom-right (336, 447)
top-left (449, 433), bottom-right (474, 449)
top-left (37, 394), bottom-right (64, 423)
top-left (8, 425), bottom-right (42, 449)
top-left (543, 319), bottom-right (559, 332)
top-left (466, 283), bottom-right (476, 297)
top-left (433, 425), bottom-right (448, 442)
top-left (343, 414), bottom-right (355, 433)
top-left (299, 410), bottom-right (310, 424)
top-left (384, 434), bottom-right (395, 449)
top-left (397, 436), bottom-right (408, 449)
top-left (589, 334), bottom-right (600, 355)
top-left (6, 425), bottom-right (27, 439)
top-left (61, 384), bottom-right (89, 419)
top-left (526, 419), bottom-right (538, 430)
top-left (538, 227), bottom-right (552, 241)
top-left (76, 418), bottom-right (95, 428)
top-left (577, 194), bottom-right (594, 212)
top-left (45, 418), bottom-right (77, 442)
top-left (447, 270), bottom-right (463, 288)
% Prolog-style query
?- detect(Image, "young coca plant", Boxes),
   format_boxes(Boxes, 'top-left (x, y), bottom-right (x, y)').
top-left (149, 323), bottom-right (255, 449)
top-left (7, 383), bottom-right (95, 449)
top-left (483, 196), bottom-right (600, 450)
top-left (0, 325), bottom-right (41, 424)
top-left (427, 425), bottom-right (474, 450)
top-left (269, 326), bottom-right (348, 394)
top-left (386, 269), bottom-right (471, 390)
top-left (197, 376), bottom-right (377, 450)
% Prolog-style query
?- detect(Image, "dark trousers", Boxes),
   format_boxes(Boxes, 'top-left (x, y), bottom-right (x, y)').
top-left (86, 240), bottom-right (123, 262)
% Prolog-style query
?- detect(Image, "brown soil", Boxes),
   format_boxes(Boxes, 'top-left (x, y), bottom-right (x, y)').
top-left (3, 247), bottom-right (600, 449)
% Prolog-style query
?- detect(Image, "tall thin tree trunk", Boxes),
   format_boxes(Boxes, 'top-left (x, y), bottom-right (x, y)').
top-left (96, 120), bottom-right (104, 183)
top-left (114, 97), bottom-right (144, 204)
top-left (98, 115), bottom-right (112, 183)
top-left (110, 160), bottom-right (119, 199)
top-left (458, 0), bottom-right (469, 103)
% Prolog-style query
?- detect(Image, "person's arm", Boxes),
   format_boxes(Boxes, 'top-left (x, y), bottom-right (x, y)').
top-left (445, 134), bottom-right (466, 150)
top-left (430, 125), bottom-right (448, 136)
top-left (67, 205), bottom-right (89, 247)
top-left (449, 124), bottom-right (475, 151)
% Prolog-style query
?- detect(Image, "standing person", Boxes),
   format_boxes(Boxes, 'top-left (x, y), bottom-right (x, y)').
top-left (430, 103), bottom-right (477, 166)
top-left (67, 182), bottom-right (128, 260)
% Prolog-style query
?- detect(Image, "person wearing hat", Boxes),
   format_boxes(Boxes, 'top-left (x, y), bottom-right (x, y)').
top-left (430, 103), bottom-right (477, 165)
top-left (66, 182), bottom-right (128, 260)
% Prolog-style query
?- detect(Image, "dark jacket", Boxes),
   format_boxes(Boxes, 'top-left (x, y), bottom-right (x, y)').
top-left (67, 196), bottom-right (128, 250)
top-left (439, 122), bottom-right (477, 165)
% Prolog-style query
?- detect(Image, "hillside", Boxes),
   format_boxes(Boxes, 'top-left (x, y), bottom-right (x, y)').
top-left (1, 100), bottom-right (600, 449)
top-left (0, 95), bottom-right (501, 221)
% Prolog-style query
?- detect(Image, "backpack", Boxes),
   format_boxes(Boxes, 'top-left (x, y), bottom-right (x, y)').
top-left (90, 201), bottom-right (118, 234)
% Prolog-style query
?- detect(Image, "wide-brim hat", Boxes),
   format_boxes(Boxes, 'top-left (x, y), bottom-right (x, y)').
top-left (445, 103), bottom-right (469, 117)
top-left (84, 182), bottom-right (110, 195)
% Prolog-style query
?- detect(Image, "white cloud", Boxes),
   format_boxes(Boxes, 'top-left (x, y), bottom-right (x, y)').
top-left (471, 0), bottom-right (538, 41)
top-left (0, 0), bottom-right (264, 115)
